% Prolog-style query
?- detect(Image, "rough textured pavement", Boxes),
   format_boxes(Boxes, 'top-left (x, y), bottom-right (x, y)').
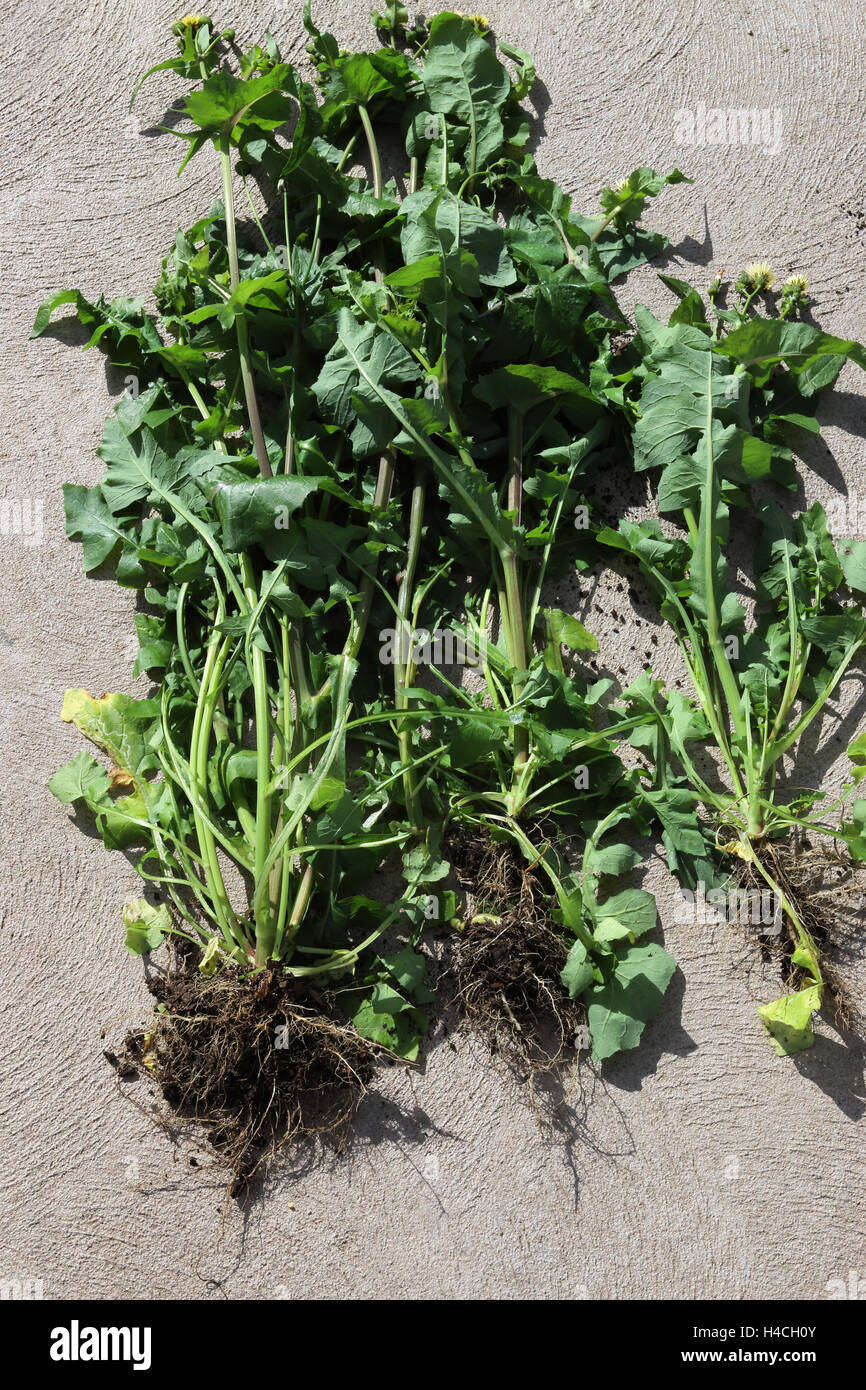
top-left (1, 1), bottom-right (865, 1300)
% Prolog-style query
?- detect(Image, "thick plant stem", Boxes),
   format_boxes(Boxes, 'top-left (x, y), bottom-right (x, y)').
top-left (698, 360), bottom-right (746, 748)
top-left (281, 861), bottom-right (316, 955)
top-left (270, 624), bottom-right (294, 949)
top-left (190, 629), bottom-right (244, 951)
top-left (219, 136), bottom-right (277, 962)
top-left (390, 153), bottom-right (425, 831)
top-left (306, 103), bottom-right (397, 709)
top-left (395, 467), bottom-right (426, 832)
top-left (502, 409), bottom-right (530, 809)
top-left (358, 104), bottom-right (382, 198)
top-left (745, 775), bottom-right (765, 839)
top-left (738, 836), bottom-right (823, 986)
top-left (589, 201), bottom-right (627, 243)
top-left (358, 103), bottom-right (389, 288)
top-left (311, 448), bottom-right (395, 711)
top-left (219, 137), bottom-right (272, 479)
top-left (244, 561), bottom-right (276, 966)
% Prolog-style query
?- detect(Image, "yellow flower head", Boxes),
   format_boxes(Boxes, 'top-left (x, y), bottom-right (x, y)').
top-left (180, 13), bottom-right (205, 26)
top-left (778, 273), bottom-right (810, 319)
top-left (782, 274), bottom-right (809, 295)
top-left (744, 261), bottom-right (775, 291)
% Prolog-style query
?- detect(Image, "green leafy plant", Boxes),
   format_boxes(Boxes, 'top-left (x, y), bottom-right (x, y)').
top-left (600, 270), bottom-right (866, 1052)
top-left (42, 6), bottom-right (864, 1189)
top-left (40, 30), bottom-right (416, 991)
top-left (292, 5), bottom-right (691, 1066)
top-left (35, 7), bottom-right (687, 1138)
top-left (35, 17), bottom-right (454, 1183)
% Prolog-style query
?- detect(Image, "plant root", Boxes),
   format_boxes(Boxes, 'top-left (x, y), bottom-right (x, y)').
top-left (445, 828), bottom-right (584, 1089)
top-left (106, 939), bottom-right (381, 1196)
top-left (733, 831), bottom-right (865, 1033)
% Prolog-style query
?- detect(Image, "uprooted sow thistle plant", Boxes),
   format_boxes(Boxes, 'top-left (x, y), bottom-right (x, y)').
top-left (35, 6), bottom-right (866, 1180)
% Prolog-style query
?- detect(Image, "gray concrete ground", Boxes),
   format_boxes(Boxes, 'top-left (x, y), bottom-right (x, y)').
top-left (1, 0), bottom-right (865, 1299)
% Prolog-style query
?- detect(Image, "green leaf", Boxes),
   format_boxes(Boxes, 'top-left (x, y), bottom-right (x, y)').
top-left (31, 290), bottom-right (162, 359)
top-left (773, 410), bottom-right (819, 433)
top-left (586, 842), bottom-right (643, 876)
top-left (402, 843), bottom-right (451, 885)
top-left (561, 939), bottom-right (594, 999)
top-left (594, 918), bottom-right (634, 945)
top-left (544, 607), bottom-right (598, 652)
top-left (475, 363), bottom-right (599, 417)
top-left (59, 690), bottom-right (161, 848)
top-left (421, 13), bottom-right (511, 175)
top-left (594, 887), bottom-right (657, 941)
top-left (97, 419), bottom-right (178, 513)
top-left (719, 319), bottom-right (866, 384)
top-left (214, 476), bottom-right (320, 554)
top-left (498, 40), bottom-right (536, 100)
top-left (31, 288), bottom-right (95, 338)
top-left (400, 186), bottom-right (515, 289)
top-left (133, 613), bottom-right (172, 674)
top-left (598, 517), bottom-right (690, 581)
top-left (123, 898), bottom-right (170, 956)
top-left (643, 789), bottom-right (709, 856)
top-left (198, 937), bottom-right (223, 977)
top-left (385, 253), bottom-right (443, 291)
top-left (840, 540), bottom-right (866, 596)
top-left (665, 690), bottom-right (711, 759)
top-left (184, 66), bottom-right (297, 136)
top-left (586, 941), bottom-right (677, 1061)
top-left (659, 273), bottom-right (709, 329)
top-left (380, 946), bottom-right (434, 1004)
top-left (62, 484), bottom-right (134, 574)
top-left (798, 611), bottom-right (866, 660)
top-left (312, 308), bottom-right (422, 457)
top-left (49, 750), bottom-right (110, 806)
top-left (61, 689), bottom-right (158, 777)
top-left (632, 310), bottom-right (741, 478)
top-left (843, 799), bottom-right (866, 859)
top-left (847, 733), bottom-right (866, 784)
top-left (321, 49), bottom-right (412, 116)
top-left (215, 270), bottom-right (289, 326)
top-left (598, 167), bottom-right (691, 224)
top-left (444, 711), bottom-right (505, 766)
top-left (347, 981), bottom-right (427, 1060)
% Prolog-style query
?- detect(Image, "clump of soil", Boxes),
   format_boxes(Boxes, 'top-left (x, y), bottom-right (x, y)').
top-left (104, 939), bottom-right (380, 1196)
top-left (734, 832), bottom-right (866, 1031)
top-left (444, 828), bottom-right (584, 1080)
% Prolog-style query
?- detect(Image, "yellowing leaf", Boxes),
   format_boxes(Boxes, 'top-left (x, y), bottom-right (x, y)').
top-left (141, 1032), bottom-right (158, 1071)
top-left (123, 898), bottom-right (170, 956)
top-left (60, 689), bottom-right (159, 812)
top-left (758, 984), bottom-right (822, 1055)
top-left (199, 937), bottom-right (223, 977)
top-left (108, 766), bottom-right (135, 789)
top-left (720, 840), bottom-right (750, 860)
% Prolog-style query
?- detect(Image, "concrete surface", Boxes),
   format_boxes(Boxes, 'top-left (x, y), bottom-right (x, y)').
top-left (1, 0), bottom-right (865, 1300)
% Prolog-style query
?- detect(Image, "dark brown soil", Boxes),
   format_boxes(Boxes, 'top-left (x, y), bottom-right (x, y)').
top-left (444, 828), bottom-right (584, 1080)
top-left (104, 939), bottom-right (381, 1196)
